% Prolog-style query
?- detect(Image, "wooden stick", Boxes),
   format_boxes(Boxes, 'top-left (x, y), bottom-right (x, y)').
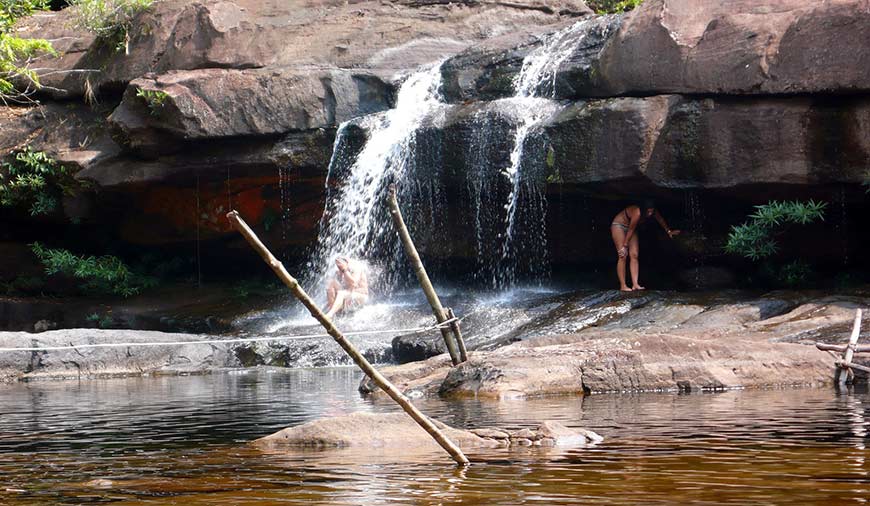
top-left (835, 361), bottom-right (870, 375)
top-left (386, 185), bottom-right (462, 365)
top-left (816, 343), bottom-right (870, 354)
top-left (446, 307), bottom-right (468, 363)
top-left (837, 309), bottom-right (864, 386)
top-left (226, 210), bottom-right (469, 466)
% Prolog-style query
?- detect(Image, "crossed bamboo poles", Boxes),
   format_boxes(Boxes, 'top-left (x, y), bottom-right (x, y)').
top-left (226, 185), bottom-right (469, 465)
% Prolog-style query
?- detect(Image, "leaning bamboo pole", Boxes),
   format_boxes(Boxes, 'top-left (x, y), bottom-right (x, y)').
top-left (386, 185), bottom-right (462, 365)
top-left (836, 309), bottom-right (864, 385)
top-left (446, 308), bottom-right (468, 363)
top-left (226, 210), bottom-right (469, 466)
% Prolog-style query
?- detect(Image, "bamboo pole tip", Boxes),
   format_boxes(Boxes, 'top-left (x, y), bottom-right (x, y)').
top-left (226, 210), bottom-right (240, 221)
top-left (388, 184), bottom-right (397, 195)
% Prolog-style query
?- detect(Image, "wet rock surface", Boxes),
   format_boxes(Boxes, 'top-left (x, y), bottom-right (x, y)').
top-left (0, 329), bottom-right (239, 382)
top-left (363, 290), bottom-right (870, 398)
top-left (252, 412), bottom-right (601, 450)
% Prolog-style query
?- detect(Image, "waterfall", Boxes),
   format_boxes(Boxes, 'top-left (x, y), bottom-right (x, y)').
top-left (309, 64), bottom-right (446, 296)
top-left (305, 19), bottom-right (597, 296)
top-left (495, 19), bottom-right (596, 287)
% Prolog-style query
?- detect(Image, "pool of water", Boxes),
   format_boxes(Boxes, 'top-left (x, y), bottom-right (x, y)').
top-left (1, 369), bottom-right (868, 505)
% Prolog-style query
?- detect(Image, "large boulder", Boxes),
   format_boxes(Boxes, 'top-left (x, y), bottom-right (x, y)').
top-left (0, 329), bottom-right (239, 382)
top-left (361, 292), bottom-right (866, 398)
top-left (597, 0), bottom-right (870, 96)
top-left (252, 411), bottom-right (601, 450)
top-left (108, 68), bottom-right (392, 153)
top-left (440, 0), bottom-right (870, 101)
top-left (545, 95), bottom-right (870, 190)
top-left (15, 0), bottom-right (591, 99)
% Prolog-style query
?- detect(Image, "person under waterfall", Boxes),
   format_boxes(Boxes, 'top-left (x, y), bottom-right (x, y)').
top-left (610, 200), bottom-right (680, 292)
top-left (325, 256), bottom-right (369, 318)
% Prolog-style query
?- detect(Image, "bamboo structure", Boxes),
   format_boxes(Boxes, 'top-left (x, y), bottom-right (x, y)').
top-left (386, 185), bottom-right (462, 365)
top-left (816, 309), bottom-right (865, 385)
top-left (226, 210), bottom-right (469, 466)
top-left (446, 308), bottom-right (468, 363)
top-left (838, 309), bottom-right (863, 385)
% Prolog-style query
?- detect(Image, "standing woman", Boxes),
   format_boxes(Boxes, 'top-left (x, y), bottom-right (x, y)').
top-left (610, 200), bottom-right (680, 291)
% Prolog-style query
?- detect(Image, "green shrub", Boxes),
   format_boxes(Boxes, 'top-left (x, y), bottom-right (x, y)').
top-left (31, 242), bottom-right (157, 297)
top-left (775, 260), bottom-right (812, 287)
top-left (0, 148), bottom-right (77, 216)
top-left (86, 312), bottom-right (114, 328)
top-left (136, 87), bottom-right (167, 115)
top-left (65, 0), bottom-right (153, 52)
top-left (724, 200), bottom-right (827, 260)
top-left (588, 0), bottom-right (643, 14)
top-left (0, 0), bottom-right (55, 103)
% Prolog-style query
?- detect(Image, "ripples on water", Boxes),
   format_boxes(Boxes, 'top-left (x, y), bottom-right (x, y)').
top-left (1, 369), bottom-right (869, 505)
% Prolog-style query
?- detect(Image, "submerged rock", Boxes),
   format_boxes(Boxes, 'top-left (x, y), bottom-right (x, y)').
top-left (252, 412), bottom-right (601, 450)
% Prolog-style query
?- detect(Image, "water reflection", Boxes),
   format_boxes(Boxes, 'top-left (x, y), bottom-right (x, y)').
top-left (1, 370), bottom-right (869, 505)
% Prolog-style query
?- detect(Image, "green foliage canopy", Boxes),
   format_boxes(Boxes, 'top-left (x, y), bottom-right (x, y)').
top-left (587, 0), bottom-right (643, 14)
top-left (31, 242), bottom-right (157, 297)
top-left (0, 147), bottom-right (77, 216)
top-left (724, 200), bottom-right (827, 261)
top-left (0, 0), bottom-right (55, 103)
top-left (65, 0), bottom-right (153, 51)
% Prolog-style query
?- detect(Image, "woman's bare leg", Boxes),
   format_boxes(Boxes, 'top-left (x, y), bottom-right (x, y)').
top-left (611, 226), bottom-right (631, 291)
top-left (326, 290), bottom-right (349, 319)
top-left (629, 233), bottom-right (644, 290)
top-left (327, 280), bottom-right (338, 310)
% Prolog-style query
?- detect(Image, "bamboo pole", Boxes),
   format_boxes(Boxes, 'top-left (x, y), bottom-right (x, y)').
top-left (386, 185), bottom-right (462, 365)
top-left (446, 307), bottom-right (468, 363)
top-left (226, 210), bottom-right (469, 466)
top-left (816, 343), bottom-right (870, 354)
top-left (836, 309), bottom-right (863, 386)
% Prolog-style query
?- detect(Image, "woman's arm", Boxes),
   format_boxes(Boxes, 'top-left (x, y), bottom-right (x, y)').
top-left (340, 266), bottom-right (360, 289)
top-left (654, 210), bottom-right (681, 238)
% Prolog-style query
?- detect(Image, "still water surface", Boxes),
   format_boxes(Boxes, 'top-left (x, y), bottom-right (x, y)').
top-left (1, 368), bottom-right (868, 505)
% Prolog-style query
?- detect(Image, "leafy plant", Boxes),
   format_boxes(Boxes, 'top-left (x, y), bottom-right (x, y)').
top-left (31, 242), bottom-right (157, 297)
top-left (588, 0), bottom-right (643, 14)
top-left (136, 87), bottom-right (167, 115)
top-left (0, 0), bottom-right (55, 104)
top-left (0, 148), bottom-right (77, 216)
top-left (86, 312), bottom-right (114, 328)
top-left (65, 0), bottom-right (153, 52)
top-left (724, 200), bottom-right (827, 261)
top-left (776, 260), bottom-right (812, 287)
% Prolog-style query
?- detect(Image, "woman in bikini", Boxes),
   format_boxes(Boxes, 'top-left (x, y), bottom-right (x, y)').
top-left (611, 200), bottom-right (680, 292)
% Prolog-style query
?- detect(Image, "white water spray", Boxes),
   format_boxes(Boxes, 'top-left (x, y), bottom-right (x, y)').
top-left (310, 64), bottom-right (446, 294)
top-left (497, 19), bottom-right (596, 286)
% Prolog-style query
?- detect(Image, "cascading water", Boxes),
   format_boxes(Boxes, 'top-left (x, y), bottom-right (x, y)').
top-left (495, 19), bottom-right (597, 287)
top-left (309, 64), bottom-right (446, 296)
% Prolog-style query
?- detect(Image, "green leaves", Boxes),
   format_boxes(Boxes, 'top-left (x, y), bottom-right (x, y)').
top-left (136, 87), bottom-right (168, 115)
top-left (31, 242), bottom-right (156, 297)
top-left (0, 0), bottom-right (48, 32)
top-left (0, 147), bottom-right (75, 215)
top-left (588, 0), bottom-right (643, 14)
top-left (0, 1), bottom-right (55, 103)
top-left (724, 200), bottom-right (827, 260)
top-left (66, 0), bottom-right (153, 52)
